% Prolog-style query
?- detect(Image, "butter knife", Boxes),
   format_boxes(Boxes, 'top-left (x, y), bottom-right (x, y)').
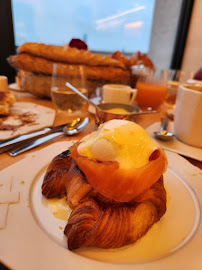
top-left (0, 123), bottom-right (69, 154)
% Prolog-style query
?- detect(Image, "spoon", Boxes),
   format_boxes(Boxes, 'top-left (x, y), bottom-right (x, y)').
top-left (66, 82), bottom-right (101, 111)
top-left (8, 117), bottom-right (89, 156)
top-left (154, 117), bottom-right (174, 141)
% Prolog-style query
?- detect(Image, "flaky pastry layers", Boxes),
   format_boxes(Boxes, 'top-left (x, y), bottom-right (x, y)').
top-left (42, 149), bottom-right (166, 250)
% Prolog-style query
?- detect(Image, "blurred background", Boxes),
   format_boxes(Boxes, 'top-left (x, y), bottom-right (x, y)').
top-left (0, 0), bottom-right (201, 82)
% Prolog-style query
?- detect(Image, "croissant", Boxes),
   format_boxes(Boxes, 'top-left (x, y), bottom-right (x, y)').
top-left (42, 150), bottom-right (167, 250)
top-left (42, 150), bottom-right (71, 198)
top-left (42, 151), bottom-right (93, 207)
top-left (63, 159), bottom-right (93, 209)
top-left (65, 177), bottom-right (166, 250)
top-left (112, 50), bottom-right (154, 69)
top-left (42, 151), bottom-right (128, 208)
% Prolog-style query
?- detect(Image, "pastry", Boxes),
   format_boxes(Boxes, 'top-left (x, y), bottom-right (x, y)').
top-left (42, 120), bottom-right (167, 250)
top-left (0, 91), bottom-right (16, 116)
top-left (112, 50), bottom-right (154, 69)
top-left (8, 53), bottom-right (130, 82)
top-left (7, 41), bottom-right (154, 99)
top-left (18, 42), bottom-right (125, 68)
top-left (65, 178), bottom-right (166, 250)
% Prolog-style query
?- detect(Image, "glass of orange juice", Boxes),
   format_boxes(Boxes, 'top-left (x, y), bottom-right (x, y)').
top-left (136, 70), bottom-right (168, 109)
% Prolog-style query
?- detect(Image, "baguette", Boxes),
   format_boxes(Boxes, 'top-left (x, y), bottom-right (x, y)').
top-left (8, 53), bottom-right (130, 83)
top-left (18, 42), bottom-right (126, 68)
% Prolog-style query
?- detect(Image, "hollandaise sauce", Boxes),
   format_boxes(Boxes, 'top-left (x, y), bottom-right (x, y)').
top-left (47, 197), bottom-right (71, 220)
top-left (77, 120), bottom-right (159, 169)
top-left (103, 107), bottom-right (130, 114)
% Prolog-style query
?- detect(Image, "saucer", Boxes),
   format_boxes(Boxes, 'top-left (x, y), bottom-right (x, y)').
top-left (146, 122), bottom-right (202, 162)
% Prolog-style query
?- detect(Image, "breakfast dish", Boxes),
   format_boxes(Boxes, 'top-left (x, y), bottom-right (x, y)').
top-left (0, 142), bottom-right (201, 270)
top-left (0, 102), bottom-right (55, 140)
top-left (146, 122), bottom-right (202, 162)
top-left (42, 120), bottom-right (167, 250)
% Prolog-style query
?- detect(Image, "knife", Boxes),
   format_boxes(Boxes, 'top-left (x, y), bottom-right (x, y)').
top-left (0, 123), bottom-right (69, 154)
top-left (8, 117), bottom-right (89, 156)
top-left (8, 132), bottom-right (64, 156)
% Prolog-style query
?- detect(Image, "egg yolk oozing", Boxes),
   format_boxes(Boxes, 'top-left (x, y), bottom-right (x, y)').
top-left (77, 120), bottom-right (158, 169)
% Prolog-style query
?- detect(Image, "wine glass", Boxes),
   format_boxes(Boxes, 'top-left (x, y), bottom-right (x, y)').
top-left (51, 64), bottom-right (88, 115)
top-left (135, 69), bottom-right (168, 110)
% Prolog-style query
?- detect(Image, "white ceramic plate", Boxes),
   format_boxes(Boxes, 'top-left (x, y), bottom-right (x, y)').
top-left (186, 79), bottom-right (202, 86)
top-left (8, 83), bottom-right (24, 92)
top-left (0, 141), bottom-right (202, 270)
top-left (0, 102), bottom-right (55, 140)
top-left (146, 122), bottom-right (202, 162)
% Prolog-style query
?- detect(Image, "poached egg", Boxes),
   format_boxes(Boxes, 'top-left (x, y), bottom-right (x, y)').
top-left (77, 120), bottom-right (158, 169)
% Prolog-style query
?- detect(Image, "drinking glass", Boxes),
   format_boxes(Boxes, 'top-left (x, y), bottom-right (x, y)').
top-left (136, 70), bottom-right (168, 109)
top-left (51, 64), bottom-right (88, 114)
top-left (164, 69), bottom-right (186, 109)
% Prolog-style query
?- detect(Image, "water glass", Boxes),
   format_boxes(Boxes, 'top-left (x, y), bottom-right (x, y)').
top-left (51, 64), bottom-right (87, 114)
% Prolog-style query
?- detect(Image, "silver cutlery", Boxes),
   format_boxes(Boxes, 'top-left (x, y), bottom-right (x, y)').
top-left (154, 117), bottom-right (174, 141)
top-left (0, 122), bottom-right (79, 154)
top-left (8, 117), bottom-right (89, 156)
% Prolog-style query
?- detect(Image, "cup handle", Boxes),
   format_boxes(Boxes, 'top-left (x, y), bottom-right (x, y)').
top-left (129, 88), bottom-right (137, 104)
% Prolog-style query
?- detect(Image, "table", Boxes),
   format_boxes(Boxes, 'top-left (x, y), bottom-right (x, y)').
top-left (0, 91), bottom-right (202, 270)
top-left (0, 91), bottom-right (201, 171)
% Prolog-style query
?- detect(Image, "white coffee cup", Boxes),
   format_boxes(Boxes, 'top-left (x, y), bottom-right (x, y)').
top-left (174, 85), bottom-right (202, 148)
top-left (102, 84), bottom-right (137, 104)
top-left (0, 75), bottom-right (8, 91)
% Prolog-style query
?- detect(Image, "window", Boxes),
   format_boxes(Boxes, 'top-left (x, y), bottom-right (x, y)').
top-left (12, 0), bottom-right (155, 53)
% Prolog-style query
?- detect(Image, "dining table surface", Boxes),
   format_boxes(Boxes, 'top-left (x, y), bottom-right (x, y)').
top-left (0, 87), bottom-right (202, 269)
top-left (0, 89), bottom-right (202, 172)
